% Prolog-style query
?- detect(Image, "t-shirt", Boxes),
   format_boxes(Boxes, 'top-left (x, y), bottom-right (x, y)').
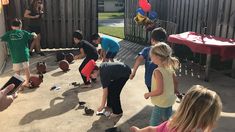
top-left (156, 121), bottom-right (176, 132)
top-left (78, 40), bottom-right (98, 59)
top-left (27, 6), bottom-right (42, 27)
top-left (138, 47), bottom-right (157, 88)
top-left (151, 67), bottom-right (176, 108)
top-left (100, 62), bottom-right (131, 88)
top-left (0, 30), bottom-right (33, 63)
top-left (101, 36), bottom-right (120, 53)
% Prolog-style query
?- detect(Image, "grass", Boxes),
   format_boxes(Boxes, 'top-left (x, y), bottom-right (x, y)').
top-left (98, 26), bottom-right (124, 39)
top-left (98, 12), bottom-right (124, 20)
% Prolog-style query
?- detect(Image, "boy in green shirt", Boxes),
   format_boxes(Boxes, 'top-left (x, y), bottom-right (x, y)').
top-left (0, 18), bottom-right (37, 88)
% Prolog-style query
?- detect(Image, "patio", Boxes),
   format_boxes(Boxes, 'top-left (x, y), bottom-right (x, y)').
top-left (0, 39), bottom-right (235, 132)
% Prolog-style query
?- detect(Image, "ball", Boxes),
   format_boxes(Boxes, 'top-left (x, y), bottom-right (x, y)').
top-left (65, 53), bottom-right (74, 63)
top-left (29, 74), bottom-right (43, 88)
top-left (59, 60), bottom-right (69, 72)
top-left (56, 52), bottom-right (65, 62)
top-left (36, 62), bottom-right (47, 74)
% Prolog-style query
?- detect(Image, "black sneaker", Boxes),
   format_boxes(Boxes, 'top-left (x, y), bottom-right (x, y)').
top-left (37, 52), bottom-right (45, 56)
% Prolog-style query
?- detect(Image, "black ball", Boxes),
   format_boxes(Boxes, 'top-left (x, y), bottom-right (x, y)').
top-left (56, 52), bottom-right (65, 62)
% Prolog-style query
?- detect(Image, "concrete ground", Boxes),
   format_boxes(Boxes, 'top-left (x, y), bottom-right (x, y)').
top-left (0, 38), bottom-right (235, 132)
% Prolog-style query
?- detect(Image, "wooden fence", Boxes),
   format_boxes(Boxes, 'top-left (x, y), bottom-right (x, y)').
top-left (125, 0), bottom-right (235, 43)
top-left (3, 0), bottom-right (98, 48)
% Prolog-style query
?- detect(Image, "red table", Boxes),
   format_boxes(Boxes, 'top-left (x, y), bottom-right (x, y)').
top-left (168, 32), bottom-right (235, 81)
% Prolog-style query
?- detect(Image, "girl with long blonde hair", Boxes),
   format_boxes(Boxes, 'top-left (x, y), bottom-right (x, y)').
top-left (130, 85), bottom-right (222, 132)
top-left (144, 42), bottom-right (180, 126)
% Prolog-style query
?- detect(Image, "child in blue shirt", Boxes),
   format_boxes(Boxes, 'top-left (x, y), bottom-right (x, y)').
top-left (129, 27), bottom-right (167, 92)
top-left (91, 34), bottom-right (120, 62)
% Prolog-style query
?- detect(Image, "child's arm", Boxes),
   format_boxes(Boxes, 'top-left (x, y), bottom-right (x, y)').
top-left (129, 55), bottom-right (144, 79)
top-left (74, 48), bottom-right (85, 59)
top-left (144, 70), bottom-right (163, 99)
top-left (97, 88), bottom-right (108, 112)
top-left (173, 73), bottom-right (179, 94)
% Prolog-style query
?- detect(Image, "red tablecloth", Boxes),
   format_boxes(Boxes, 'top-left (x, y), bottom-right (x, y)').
top-left (168, 32), bottom-right (235, 61)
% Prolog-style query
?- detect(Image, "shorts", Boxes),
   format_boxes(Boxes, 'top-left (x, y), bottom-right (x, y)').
top-left (28, 26), bottom-right (41, 34)
top-left (106, 51), bottom-right (118, 59)
top-left (13, 62), bottom-right (29, 71)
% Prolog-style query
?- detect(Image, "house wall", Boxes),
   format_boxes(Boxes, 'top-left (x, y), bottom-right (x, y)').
top-left (0, 6), bottom-right (7, 73)
top-left (100, 0), bottom-right (124, 12)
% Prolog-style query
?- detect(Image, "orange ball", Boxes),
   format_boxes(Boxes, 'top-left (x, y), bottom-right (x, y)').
top-left (29, 74), bottom-right (43, 88)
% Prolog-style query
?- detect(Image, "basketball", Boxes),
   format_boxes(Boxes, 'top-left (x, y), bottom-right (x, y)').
top-left (29, 74), bottom-right (43, 88)
top-left (36, 62), bottom-right (47, 74)
top-left (59, 60), bottom-right (69, 72)
top-left (56, 52), bottom-right (65, 62)
top-left (66, 53), bottom-right (74, 63)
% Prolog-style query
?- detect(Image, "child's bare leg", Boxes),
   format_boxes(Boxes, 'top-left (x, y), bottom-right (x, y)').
top-left (130, 126), bottom-right (156, 132)
top-left (23, 67), bottom-right (30, 87)
top-left (30, 39), bottom-right (36, 52)
top-left (35, 34), bottom-right (41, 52)
top-left (15, 71), bottom-right (20, 75)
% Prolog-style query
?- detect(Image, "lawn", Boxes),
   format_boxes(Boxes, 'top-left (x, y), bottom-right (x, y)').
top-left (98, 25), bottom-right (124, 39)
top-left (98, 12), bottom-right (124, 20)
top-left (98, 12), bottom-right (124, 39)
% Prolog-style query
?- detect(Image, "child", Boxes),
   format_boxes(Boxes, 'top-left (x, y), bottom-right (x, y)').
top-left (91, 33), bottom-right (120, 62)
top-left (73, 30), bottom-right (99, 88)
top-left (130, 85), bottom-right (222, 132)
top-left (129, 27), bottom-right (167, 92)
top-left (0, 18), bottom-right (37, 88)
top-left (90, 62), bottom-right (131, 117)
top-left (144, 42), bottom-right (179, 126)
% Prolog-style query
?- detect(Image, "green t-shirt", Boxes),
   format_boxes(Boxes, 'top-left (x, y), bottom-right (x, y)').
top-left (0, 30), bottom-right (33, 63)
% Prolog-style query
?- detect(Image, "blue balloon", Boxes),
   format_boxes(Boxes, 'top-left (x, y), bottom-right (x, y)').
top-left (149, 11), bottom-right (158, 20)
top-left (136, 8), bottom-right (145, 16)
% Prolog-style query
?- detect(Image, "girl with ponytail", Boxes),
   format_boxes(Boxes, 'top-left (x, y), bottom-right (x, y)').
top-left (144, 42), bottom-right (180, 126)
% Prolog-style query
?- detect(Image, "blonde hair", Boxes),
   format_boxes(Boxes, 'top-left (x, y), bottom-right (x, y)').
top-left (150, 42), bottom-right (179, 70)
top-left (168, 85), bottom-right (222, 132)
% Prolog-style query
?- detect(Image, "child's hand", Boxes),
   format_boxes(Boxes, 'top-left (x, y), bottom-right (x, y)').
top-left (74, 55), bottom-right (79, 60)
top-left (129, 72), bottom-right (135, 80)
top-left (97, 106), bottom-right (104, 112)
top-left (31, 32), bottom-right (37, 38)
top-left (144, 93), bottom-right (149, 99)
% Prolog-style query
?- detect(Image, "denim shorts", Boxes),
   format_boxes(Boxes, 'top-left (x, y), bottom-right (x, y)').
top-left (150, 105), bottom-right (172, 126)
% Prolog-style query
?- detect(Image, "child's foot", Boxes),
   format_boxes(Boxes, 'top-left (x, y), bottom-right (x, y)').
top-left (80, 84), bottom-right (92, 88)
top-left (22, 82), bottom-right (30, 88)
top-left (130, 126), bottom-right (140, 132)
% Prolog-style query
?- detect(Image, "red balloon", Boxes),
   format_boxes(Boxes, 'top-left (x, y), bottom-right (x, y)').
top-left (139, 0), bottom-right (148, 8)
top-left (142, 3), bottom-right (151, 12)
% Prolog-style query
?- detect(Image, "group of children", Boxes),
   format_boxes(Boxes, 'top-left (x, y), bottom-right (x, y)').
top-left (1, 17), bottom-right (223, 131)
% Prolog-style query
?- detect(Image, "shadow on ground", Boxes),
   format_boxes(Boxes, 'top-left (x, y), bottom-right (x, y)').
top-left (87, 115), bottom-right (122, 132)
top-left (19, 88), bottom-right (80, 125)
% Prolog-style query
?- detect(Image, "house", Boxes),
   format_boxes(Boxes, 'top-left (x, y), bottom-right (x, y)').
top-left (0, 3), bottom-right (7, 73)
top-left (98, 0), bottom-right (124, 12)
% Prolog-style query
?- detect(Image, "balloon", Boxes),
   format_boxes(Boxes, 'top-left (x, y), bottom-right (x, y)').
top-left (142, 3), bottom-right (151, 12)
top-left (149, 11), bottom-right (158, 20)
top-left (139, 0), bottom-right (148, 8)
top-left (136, 8), bottom-right (145, 16)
